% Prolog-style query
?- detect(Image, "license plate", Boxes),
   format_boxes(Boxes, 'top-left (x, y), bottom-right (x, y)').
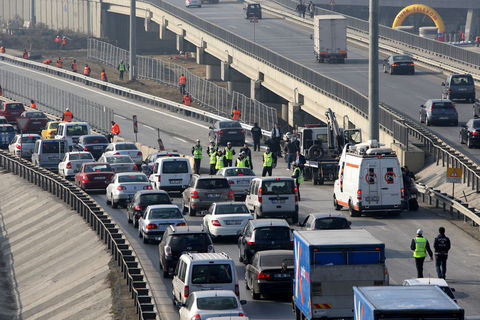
top-left (48, 156), bottom-right (57, 160)
top-left (274, 273), bottom-right (290, 279)
top-left (440, 117), bottom-right (448, 120)
top-left (272, 199), bottom-right (285, 204)
top-left (170, 179), bottom-right (182, 184)
top-left (207, 193), bottom-right (220, 198)
top-left (94, 176), bottom-right (105, 180)
top-left (239, 180), bottom-right (250, 184)
top-left (32, 121), bottom-right (40, 125)
top-left (94, 146), bottom-right (103, 150)
top-left (225, 220), bottom-right (240, 225)
top-left (228, 131), bottom-right (236, 134)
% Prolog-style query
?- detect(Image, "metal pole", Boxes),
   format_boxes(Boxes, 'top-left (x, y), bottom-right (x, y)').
top-left (129, 0), bottom-right (136, 80)
top-left (368, 0), bottom-right (379, 141)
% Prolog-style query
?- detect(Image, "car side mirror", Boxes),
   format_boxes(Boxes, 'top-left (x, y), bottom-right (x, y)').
top-left (240, 300), bottom-right (247, 305)
top-left (441, 82), bottom-right (446, 86)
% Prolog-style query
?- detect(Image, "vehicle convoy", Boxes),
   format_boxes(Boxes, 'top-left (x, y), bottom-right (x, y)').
top-left (299, 108), bottom-right (362, 185)
top-left (353, 286), bottom-right (464, 320)
top-left (293, 230), bottom-right (389, 320)
top-left (333, 140), bottom-right (404, 217)
top-left (313, 15), bottom-right (347, 63)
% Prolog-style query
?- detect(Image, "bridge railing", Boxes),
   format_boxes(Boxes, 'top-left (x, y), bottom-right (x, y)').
top-left (0, 150), bottom-right (157, 320)
top-left (87, 38), bottom-right (278, 131)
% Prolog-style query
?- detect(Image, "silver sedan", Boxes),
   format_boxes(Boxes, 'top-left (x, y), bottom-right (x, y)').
top-left (216, 167), bottom-right (255, 200)
top-left (138, 204), bottom-right (186, 243)
top-left (106, 172), bottom-right (152, 208)
top-left (178, 290), bottom-right (246, 320)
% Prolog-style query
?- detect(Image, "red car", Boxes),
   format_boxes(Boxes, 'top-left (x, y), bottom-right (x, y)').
top-left (75, 162), bottom-right (115, 191)
top-left (0, 101), bottom-right (25, 124)
top-left (16, 111), bottom-right (49, 133)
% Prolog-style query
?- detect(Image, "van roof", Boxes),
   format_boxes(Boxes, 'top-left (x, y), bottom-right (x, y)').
top-left (250, 219), bottom-right (290, 228)
top-left (185, 252), bottom-right (231, 262)
top-left (154, 156), bottom-right (187, 163)
top-left (295, 229), bottom-right (383, 247)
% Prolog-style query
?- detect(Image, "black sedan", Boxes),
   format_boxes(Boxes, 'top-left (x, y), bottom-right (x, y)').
top-left (245, 250), bottom-right (294, 300)
top-left (208, 120), bottom-right (245, 146)
top-left (460, 118), bottom-right (480, 148)
top-left (126, 190), bottom-right (172, 227)
top-left (383, 54), bottom-right (415, 75)
top-left (72, 135), bottom-right (109, 160)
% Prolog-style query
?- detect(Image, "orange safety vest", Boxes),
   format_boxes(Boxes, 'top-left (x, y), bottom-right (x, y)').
top-left (179, 75), bottom-right (186, 85)
top-left (22, 51), bottom-right (28, 59)
top-left (0, 87), bottom-right (2, 96)
top-left (71, 62), bottom-right (77, 72)
top-left (232, 109), bottom-right (241, 120)
top-left (101, 72), bottom-right (107, 81)
top-left (84, 66), bottom-right (90, 75)
top-left (43, 59), bottom-right (52, 65)
top-left (184, 95), bottom-right (192, 106)
top-left (56, 59), bottom-right (63, 67)
top-left (30, 103), bottom-right (37, 109)
top-left (61, 38), bottom-right (67, 45)
top-left (63, 111), bottom-right (73, 122)
top-left (55, 36), bottom-right (61, 43)
top-left (0, 46), bottom-right (5, 53)
top-left (111, 123), bottom-right (120, 134)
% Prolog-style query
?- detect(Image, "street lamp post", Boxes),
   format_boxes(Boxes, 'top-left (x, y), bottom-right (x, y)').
top-left (129, 0), bottom-right (136, 80)
top-left (368, 0), bottom-right (379, 141)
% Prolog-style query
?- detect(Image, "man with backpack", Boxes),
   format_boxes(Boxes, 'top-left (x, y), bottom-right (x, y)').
top-left (434, 227), bottom-right (451, 279)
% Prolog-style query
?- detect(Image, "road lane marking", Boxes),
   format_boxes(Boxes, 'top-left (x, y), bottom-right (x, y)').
top-left (174, 137), bottom-right (187, 143)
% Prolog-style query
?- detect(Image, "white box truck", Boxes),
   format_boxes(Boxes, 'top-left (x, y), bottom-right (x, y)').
top-left (313, 15), bottom-right (347, 63)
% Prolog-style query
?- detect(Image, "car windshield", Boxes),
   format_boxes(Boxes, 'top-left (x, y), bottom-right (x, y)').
top-left (440, 287), bottom-right (455, 300)
top-left (262, 180), bottom-right (295, 195)
top-left (170, 234), bottom-right (210, 250)
top-left (255, 227), bottom-right (290, 241)
top-left (6, 103), bottom-right (23, 110)
top-left (25, 112), bottom-right (46, 118)
top-left (392, 55), bottom-right (412, 62)
top-left (66, 125), bottom-right (88, 136)
top-left (84, 164), bottom-right (112, 172)
top-left (48, 122), bottom-right (60, 129)
top-left (215, 204), bottom-right (249, 214)
top-left (162, 160), bottom-right (188, 174)
top-left (148, 208), bottom-right (182, 219)
top-left (0, 126), bottom-right (14, 132)
top-left (314, 217), bottom-right (350, 229)
top-left (260, 255), bottom-right (294, 267)
top-left (118, 174), bottom-right (148, 183)
top-left (140, 194), bottom-right (171, 205)
top-left (196, 179), bottom-right (229, 189)
top-left (432, 102), bottom-right (454, 110)
top-left (219, 121), bottom-right (242, 129)
top-left (116, 143), bottom-right (137, 150)
top-left (191, 264), bottom-right (232, 284)
top-left (225, 168), bottom-right (255, 176)
top-left (451, 76), bottom-right (473, 86)
top-left (69, 153), bottom-right (93, 160)
top-left (0, 118), bottom-right (7, 124)
top-left (21, 136), bottom-right (40, 143)
top-left (196, 297), bottom-right (238, 310)
top-left (473, 120), bottom-right (480, 129)
top-left (106, 156), bottom-right (132, 163)
top-left (84, 136), bottom-right (108, 144)
top-left (42, 141), bottom-right (66, 153)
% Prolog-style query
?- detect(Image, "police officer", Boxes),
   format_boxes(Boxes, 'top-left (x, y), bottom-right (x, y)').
top-left (236, 152), bottom-right (250, 168)
top-left (224, 142), bottom-right (235, 167)
top-left (215, 150), bottom-right (225, 171)
top-left (207, 140), bottom-right (217, 175)
top-left (434, 227), bottom-right (451, 279)
top-left (292, 162), bottom-right (303, 201)
top-left (239, 143), bottom-right (253, 169)
top-left (410, 229), bottom-right (433, 278)
top-left (262, 147), bottom-right (274, 177)
top-left (191, 139), bottom-right (203, 175)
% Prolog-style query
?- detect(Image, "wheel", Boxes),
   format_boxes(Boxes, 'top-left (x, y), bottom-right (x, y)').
top-left (426, 118), bottom-right (431, 126)
top-left (143, 235), bottom-right (148, 244)
top-left (251, 287), bottom-right (260, 300)
top-left (189, 206), bottom-right (196, 217)
top-left (291, 212), bottom-right (298, 225)
top-left (254, 207), bottom-right (261, 220)
top-left (333, 196), bottom-right (341, 211)
top-left (349, 201), bottom-right (360, 217)
top-left (106, 197), bottom-right (111, 205)
top-left (111, 194), bottom-right (118, 208)
top-left (467, 136), bottom-right (473, 148)
top-left (134, 220), bottom-right (139, 228)
top-left (383, 65), bottom-right (387, 73)
top-left (238, 249), bottom-right (244, 263)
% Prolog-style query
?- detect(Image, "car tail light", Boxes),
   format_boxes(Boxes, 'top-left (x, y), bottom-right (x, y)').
top-left (114, 152), bottom-right (120, 155)
top-left (83, 147), bottom-right (89, 151)
top-left (176, 222), bottom-right (186, 226)
top-left (409, 62), bottom-right (414, 66)
top-left (235, 284), bottom-right (240, 296)
top-left (357, 189), bottom-right (362, 200)
top-left (401, 188), bottom-right (405, 199)
top-left (191, 191), bottom-right (199, 199)
top-left (164, 245), bottom-right (172, 257)
top-left (240, 129), bottom-right (245, 134)
top-left (117, 185), bottom-right (126, 190)
top-left (190, 314), bottom-right (200, 320)
top-left (295, 187), bottom-right (299, 202)
top-left (392, 63), bottom-right (398, 67)
top-left (137, 151), bottom-right (142, 156)
top-left (82, 177), bottom-right (89, 182)
top-left (66, 162), bottom-right (72, 169)
top-left (133, 164), bottom-right (137, 171)
top-left (184, 286), bottom-right (189, 298)
top-left (258, 272), bottom-right (271, 279)
top-left (429, 105), bottom-right (433, 113)
top-left (218, 129), bottom-right (224, 135)
top-left (207, 244), bottom-right (214, 253)
top-left (228, 190), bottom-right (234, 198)
top-left (258, 187), bottom-right (262, 203)
top-left (134, 205), bottom-right (142, 211)
top-left (158, 175), bottom-right (161, 183)
top-left (143, 185), bottom-right (152, 190)
top-left (290, 230), bottom-right (294, 245)
top-left (15, 144), bottom-right (21, 149)
top-left (146, 223), bottom-right (158, 229)
top-left (247, 231), bottom-right (255, 245)
top-left (238, 313), bottom-right (244, 317)
top-left (229, 180), bottom-right (235, 184)
top-left (211, 219), bottom-right (221, 227)
top-left (473, 131), bottom-right (480, 136)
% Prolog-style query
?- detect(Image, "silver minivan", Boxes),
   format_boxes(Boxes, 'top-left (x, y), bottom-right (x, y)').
top-left (31, 139), bottom-right (68, 170)
top-left (245, 177), bottom-right (298, 223)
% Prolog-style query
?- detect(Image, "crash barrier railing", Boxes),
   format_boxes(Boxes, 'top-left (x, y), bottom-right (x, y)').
top-left (272, 0), bottom-right (480, 69)
top-left (0, 150), bottom-right (157, 320)
top-left (416, 183), bottom-right (480, 231)
top-left (0, 68), bottom-right (113, 134)
top-left (87, 38), bottom-right (278, 131)
top-left (0, 53), bottom-right (273, 138)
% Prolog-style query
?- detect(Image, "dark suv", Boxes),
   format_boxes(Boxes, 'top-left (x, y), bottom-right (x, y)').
top-left (73, 135), bottom-right (109, 160)
top-left (238, 219), bottom-right (293, 264)
top-left (158, 225), bottom-right (214, 277)
top-left (442, 74), bottom-right (475, 102)
top-left (127, 190), bottom-right (172, 227)
top-left (245, 3), bottom-right (262, 19)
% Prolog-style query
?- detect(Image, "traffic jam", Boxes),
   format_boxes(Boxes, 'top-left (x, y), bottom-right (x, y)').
top-left (0, 97), bottom-right (466, 320)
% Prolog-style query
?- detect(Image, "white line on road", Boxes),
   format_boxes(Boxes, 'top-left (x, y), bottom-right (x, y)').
top-left (115, 114), bottom-right (127, 120)
top-left (174, 137), bottom-right (187, 143)
top-left (143, 124), bottom-right (156, 131)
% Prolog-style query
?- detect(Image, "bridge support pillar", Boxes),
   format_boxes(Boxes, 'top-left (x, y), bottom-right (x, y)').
top-left (250, 79), bottom-right (262, 101)
top-left (176, 34), bottom-right (184, 52)
top-left (221, 60), bottom-right (231, 81)
top-left (206, 65), bottom-right (221, 81)
top-left (465, 9), bottom-right (480, 41)
top-left (281, 103), bottom-right (288, 122)
top-left (288, 102), bottom-right (303, 127)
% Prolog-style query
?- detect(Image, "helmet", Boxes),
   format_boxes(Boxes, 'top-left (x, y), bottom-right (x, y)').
top-left (196, 139), bottom-right (200, 142)
top-left (227, 142), bottom-right (232, 145)
top-left (66, 107), bottom-right (70, 111)
top-left (266, 146), bottom-right (271, 151)
top-left (218, 150), bottom-right (223, 154)
top-left (416, 229), bottom-right (423, 235)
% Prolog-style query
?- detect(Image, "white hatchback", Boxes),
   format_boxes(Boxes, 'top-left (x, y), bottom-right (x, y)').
top-left (58, 151), bottom-right (95, 179)
top-left (179, 290), bottom-right (246, 320)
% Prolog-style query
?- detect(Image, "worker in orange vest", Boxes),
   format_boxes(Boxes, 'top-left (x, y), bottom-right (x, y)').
top-left (55, 35), bottom-right (61, 49)
top-left (71, 59), bottom-right (77, 72)
top-left (183, 93), bottom-right (192, 106)
top-left (61, 36), bottom-right (67, 49)
top-left (22, 49), bottom-right (28, 59)
top-left (83, 64), bottom-right (91, 76)
top-left (43, 59), bottom-right (52, 65)
top-left (56, 57), bottom-right (63, 68)
top-left (30, 100), bottom-right (37, 109)
top-left (0, 45), bottom-right (5, 53)
top-left (101, 70), bottom-right (108, 82)
top-left (179, 74), bottom-right (186, 95)
top-left (109, 121), bottom-right (120, 142)
top-left (232, 107), bottom-right (241, 121)
top-left (62, 107), bottom-right (73, 122)
top-left (0, 85), bottom-right (3, 96)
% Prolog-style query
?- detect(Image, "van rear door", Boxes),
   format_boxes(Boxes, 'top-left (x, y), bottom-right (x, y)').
top-left (363, 162), bottom-right (381, 206)
top-left (379, 159), bottom-right (402, 207)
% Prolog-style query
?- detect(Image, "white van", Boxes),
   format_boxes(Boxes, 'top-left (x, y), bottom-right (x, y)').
top-left (245, 177), bottom-right (298, 224)
top-left (172, 252), bottom-right (239, 305)
top-left (149, 157), bottom-right (191, 193)
top-left (55, 122), bottom-right (91, 149)
top-left (333, 140), bottom-right (404, 217)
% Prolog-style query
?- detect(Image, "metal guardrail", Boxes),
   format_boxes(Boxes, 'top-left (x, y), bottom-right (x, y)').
top-left (0, 150), bottom-right (157, 320)
top-left (87, 39), bottom-right (278, 131)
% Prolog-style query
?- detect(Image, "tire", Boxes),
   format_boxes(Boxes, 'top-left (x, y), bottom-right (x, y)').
top-left (254, 207), bottom-right (261, 220)
top-left (143, 235), bottom-right (148, 244)
top-left (134, 220), bottom-right (139, 228)
top-left (106, 197), bottom-right (111, 205)
top-left (160, 261), bottom-right (169, 278)
top-left (251, 287), bottom-right (260, 300)
top-left (333, 196), bottom-right (341, 211)
top-left (467, 136), bottom-right (473, 148)
top-left (318, 177), bottom-right (324, 185)
top-left (111, 194), bottom-right (118, 208)
top-left (349, 201), bottom-right (360, 217)
top-left (291, 212), bottom-right (299, 225)
top-left (189, 206), bottom-right (196, 217)
top-left (238, 249), bottom-right (244, 263)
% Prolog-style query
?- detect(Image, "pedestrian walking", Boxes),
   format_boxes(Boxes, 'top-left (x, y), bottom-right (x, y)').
top-left (292, 163), bottom-right (303, 201)
top-left (262, 147), bottom-right (274, 177)
top-left (410, 229), bottom-right (433, 278)
top-left (296, 3), bottom-right (302, 17)
top-left (224, 142), bottom-right (236, 167)
top-left (434, 227), bottom-right (451, 279)
top-left (271, 123), bottom-right (283, 158)
top-left (183, 93), bottom-right (192, 106)
top-left (208, 140), bottom-right (217, 175)
top-left (118, 60), bottom-right (126, 80)
top-left (251, 122), bottom-right (262, 151)
top-left (284, 137), bottom-right (297, 170)
top-left (71, 59), bottom-right (77, 72)
top-left (192, 139), bottom-right (203, 175)
top-left (62, 107), bottom-right (73, 122)
top-left (231, 107), bottom-right (241, 121)
top-left (179, 74), bottom-right (186, 95)
top-left (215, 150), bottom-right (225, 171)
top-left (294, 150), bottom-right (306, 172)
top-left (61, 36), bottom-right (67, 49)
top-left (308, 1), bottom-right (315, 18)
top-left (239, 143), bottom-right (253, 169)
top-left (30, 100), bottom-right (37, 109)
top-left (56, 57), bottom-right (63, 68)
top-left (109, 121), bottom-right (120, 142)
top-left (22, 49), bottom-right (28, 59)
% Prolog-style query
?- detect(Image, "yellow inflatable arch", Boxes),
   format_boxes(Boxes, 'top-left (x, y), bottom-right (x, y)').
top-left (392, 4), bottom-right (445, 41)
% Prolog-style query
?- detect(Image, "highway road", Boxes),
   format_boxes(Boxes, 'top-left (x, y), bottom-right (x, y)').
top-left (2, 59), bottom-right (480, 318)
